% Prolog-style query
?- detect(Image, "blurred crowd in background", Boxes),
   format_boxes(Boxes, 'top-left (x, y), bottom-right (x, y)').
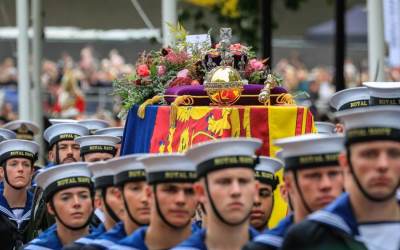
top-left (2, 45), bottom-right (400, 125)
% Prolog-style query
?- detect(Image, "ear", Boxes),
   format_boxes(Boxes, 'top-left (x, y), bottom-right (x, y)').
top-left (283, 172), bottom-right (293, 194)
top-left (0, 167), bottom-right (4, 179)
top-left (94, 194), bottom-right (103, 210)
top-left (46, 202), bottom-right (55, 216)
top-left (111, 187), bottom-right (122, 200)
top-left (48, 147), bottom-right (55, 162)
top-left (194, 181), bottom-right (206, 204)
top-left (338, 151), bottom-right (349, 172)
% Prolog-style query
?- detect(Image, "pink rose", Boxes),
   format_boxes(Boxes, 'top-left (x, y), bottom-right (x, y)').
top-left (230, 43), bottom-right (243, 55)
top-left (249, 59), bottom-right (264, 71)
top-left (177, 69), bottom-right (189, 78)
top-left (137, 64), bottom-right (150, 77)
top-left (157, 65), bottom-right (166, 76)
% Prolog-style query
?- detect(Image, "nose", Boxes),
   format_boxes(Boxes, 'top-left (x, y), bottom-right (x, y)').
top-left (72, 195), bottom-right (81, 207)
top-left (140, 189), bottom-right (149, 204)
top-left (230, 180), bottom-right (241, 197)
top-left (319, 174), bottom-right (333, 191)
top-left (175, 190), bottom-right (186, 205)
top-left (66, 146), bottom-right (74, 155)
top-left (253, 192), bottom-right (261, 206)
top-left (376, 152), bottom-right (389, 173)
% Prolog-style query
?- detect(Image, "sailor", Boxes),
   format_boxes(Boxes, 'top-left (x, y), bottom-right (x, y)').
top-left (94, 127), bottom-right (124, 156)
top-left (78, 119), bottom-right (109, 135)
top-left (330, 86), bottom-right (370, 133)
top-left (44, 123), bottom-right (89, 167)
top-left (111, 153), bottom-right (198, 250)
top-left (174, 138), bottom-right (262, 250)
top-left (77, 154), bottom-right (150, 249)
top-left (250, 156), bottom-right (282, 232)
top-left (75, 135), bottom-right (120, 163)
top-left (244, 134), bottom-right (345, 250)
top-left (282, 105), bottom-right (400, 250)
top-left (0, 139), bottom-right (39, 250)
top-left (23, 162), bottom-right (94, 250)
top-left (3, 120), bottom-right (39, 141)
top-left (63, 160), bottom-right (126, 250)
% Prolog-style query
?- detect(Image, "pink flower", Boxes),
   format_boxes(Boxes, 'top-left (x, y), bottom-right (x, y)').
top-left (249, 59), bottom-right (264, 71)
top-left (230, 43), bottom-right (242, 51)
top-left (177, 69), bottom-right (189, 78)
top-left (157, 65), bottom-right (166, 76)
top-left (137, 64), bottom-right (150, 77)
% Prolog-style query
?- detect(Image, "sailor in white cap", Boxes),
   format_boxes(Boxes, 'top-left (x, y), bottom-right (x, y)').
top-left (245, 134), bottom-right (345, 250)
top-left (330, 86), bottom-right (370, 112)
top-left (78, 119), bottom-right (110, 135)
top-left (174, 138), bottom-right (262, 250)
top-left (0, 128), bottom-right (16, 142)
top-left (94, 127), bottom-right (124, 156)
top-left (74, 155), bottom-right (150, 250)
top-left (63, 160), bottom-right (127, 250)
top-left (330, 86), bottom-right (370, 134)
top-left (44, 123), bottom-right (89, 166)
top-left (250, 156), bottom-right (283, 232)
top-left (112, 153), bottom-right (198, 250)
top-left (23, 162), bottom-right (94, 250)
top-left (282, 106), bottom-right (400, 250)
top-left (3, 120), bottom-right (40, 141)
top-left (363, 81), bottom-right (400, 106)
top-left (75, 135), bottom-right (120, 162)
top-left (0, 139), bottom-right (39, 249)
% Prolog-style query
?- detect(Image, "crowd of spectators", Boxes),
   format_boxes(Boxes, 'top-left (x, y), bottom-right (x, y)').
top-left (2, 45), bottom-right (400, 125)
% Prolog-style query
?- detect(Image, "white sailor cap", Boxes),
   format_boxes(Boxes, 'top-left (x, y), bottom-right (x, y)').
top-left (35, 162), bottom-right (92, 201)
top-left (315, 121), bottom-right (336, 134)
top-left (44, 123), bottom-right (89, 147)
top-left (330, 87), bottom-right (369, 111)
top-left (185, 137), bottom-right (262, 178)
top-left (139, 153), bottom-right (197, 185)
top-left (0, 128), bottom-right (16, 142)
top-left (335, 105), bottom-right (400, 146)
top-left (49, 118), bottom-right (78, 125)
top-left (88, 161), bottom-right (114, 189)
top-left (363, 82), bottom-right (400, 106)
top-left (78, 119), bottom-right (110, 134)
top-left (255, 156), bottom-right (283, 188)
top-left (3, 120), bottom-right (39, 140)
top-left (94, 127), bottom-right (124, 139)
top-left (274, 134), bottom-right (344, 171)
top-left (108, 154), bottom-right (147, 186)
top-left (0, 139), bottom-right (39, 164)
top-left (75, 135), bottom-right (120, 156)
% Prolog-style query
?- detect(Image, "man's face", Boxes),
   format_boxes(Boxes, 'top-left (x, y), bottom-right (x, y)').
top-left (48, 187), bottom-right (93, 228)
top-left (151, 183), bottom-right (197, 228)
top-left (286, 166), bottom-right (344, 213)
top-left (250, 182), bottom-right (274, 231)
top-left (122, 181), bottom-right (150, 225)
top-left (202, 168), bottom-right (257, 225)
top-left (83, 152), bottom-right (113, 163)
top-left (347, 141), bottom-right (400, 200)
top-left (49, 140), bottom-right (80, 164)
top-left (0, 158), bottom-right (33, 188)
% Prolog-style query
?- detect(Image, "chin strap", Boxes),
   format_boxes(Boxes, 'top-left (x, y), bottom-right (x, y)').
top-left (204, 175), bottom-right (251, 226)
top-left (49, 196), bottom-right (94, 231)
top-left (121, 187), bottom-right (147, 227)
top-left (101, 188), bottom-right (120, 224)
top-left (346, 147), bottom-right (399, 202)
top-left (152, 185), bottom-right (191, 230)
top-left (292, 170), bottom-right (313, 214)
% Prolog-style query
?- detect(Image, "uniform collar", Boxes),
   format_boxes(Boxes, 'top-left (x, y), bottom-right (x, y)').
top-left (27, 225), bottom-right (63, 250)
top-left (0, 189), bottom-right (33, 225)
top-left (308, 193), bottom-right (359, 236)
top-left (252, 213), bottom-right (294, 249)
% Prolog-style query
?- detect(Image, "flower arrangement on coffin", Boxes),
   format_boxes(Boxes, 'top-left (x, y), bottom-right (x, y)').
top-left (113, 25), bottom-right (291, 117)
